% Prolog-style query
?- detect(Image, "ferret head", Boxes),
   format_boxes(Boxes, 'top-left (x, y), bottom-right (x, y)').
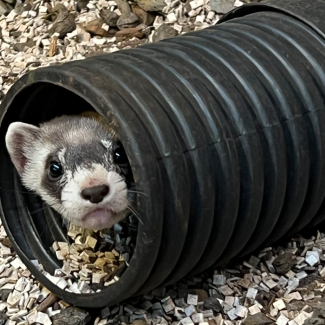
top-left (5, 114), bottom-right (135, 230)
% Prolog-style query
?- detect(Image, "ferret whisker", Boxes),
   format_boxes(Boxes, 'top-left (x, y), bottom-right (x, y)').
top-left (128, 190), bottom-right (148, 196)
top-left (29, 206), bottom-right (48, 214)
top-left (13, 203), bottom-right (46, 215)
top-left (127, 205), bottom-right (143, 225)
top-left (116, 179), bottom-right (126, 184)
top-left (116, 188), bottom-right (127, 195)
top-left (60, 198), bottom-right (68, 202)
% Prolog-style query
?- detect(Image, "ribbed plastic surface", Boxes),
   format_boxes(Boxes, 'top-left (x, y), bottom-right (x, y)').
top-left (0, 0), bottom-right (325, 308)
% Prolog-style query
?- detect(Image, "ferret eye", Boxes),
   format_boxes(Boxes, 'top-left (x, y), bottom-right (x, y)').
top-left (49, 161), bottom-right (63, 180)
top-left (114, 147), bottom-right (128, 165)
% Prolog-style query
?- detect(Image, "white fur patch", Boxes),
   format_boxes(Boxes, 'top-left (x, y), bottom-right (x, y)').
top-left (101, 139), bottom-right (112, 149)
top-left (23, 146), bottom-right (52, 189)
top-left (60, 163), bottom-right (128, 229)
top-left (57, 148), bottom-right (66, 165)
top-left (5, 122), bottom-right (40, 175)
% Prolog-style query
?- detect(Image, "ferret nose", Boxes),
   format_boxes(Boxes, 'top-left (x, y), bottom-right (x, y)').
top-left (81, 184), bottom-right (109, 204)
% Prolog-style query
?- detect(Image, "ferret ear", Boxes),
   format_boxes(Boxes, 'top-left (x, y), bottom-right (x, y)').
top-left (5, 122), bottom-right (40, 175)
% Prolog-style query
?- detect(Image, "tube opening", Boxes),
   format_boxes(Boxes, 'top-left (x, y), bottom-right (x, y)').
top-left (0, 82), bottom-right (140, 296)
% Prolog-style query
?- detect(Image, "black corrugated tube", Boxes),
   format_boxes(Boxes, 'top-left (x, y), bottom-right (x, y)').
top-left (1, 0), bottom-right (325, 308)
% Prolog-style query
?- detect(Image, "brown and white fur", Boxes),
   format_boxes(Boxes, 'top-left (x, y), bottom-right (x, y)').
top-left (5, 112), bottom-right (136, 230)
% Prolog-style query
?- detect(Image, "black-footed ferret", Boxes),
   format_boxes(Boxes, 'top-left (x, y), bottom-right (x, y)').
top-left (5, 112), bottom-right (136, 230)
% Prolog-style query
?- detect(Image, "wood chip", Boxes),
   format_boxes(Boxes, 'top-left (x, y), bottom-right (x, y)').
top-left (85, 236), bottom-right (97, 250)
top-left (37, 293), bottom-right (58, 312)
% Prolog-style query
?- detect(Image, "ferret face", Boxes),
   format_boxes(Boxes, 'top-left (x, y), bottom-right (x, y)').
top-left (5, 115), bottom-right (135, 230)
